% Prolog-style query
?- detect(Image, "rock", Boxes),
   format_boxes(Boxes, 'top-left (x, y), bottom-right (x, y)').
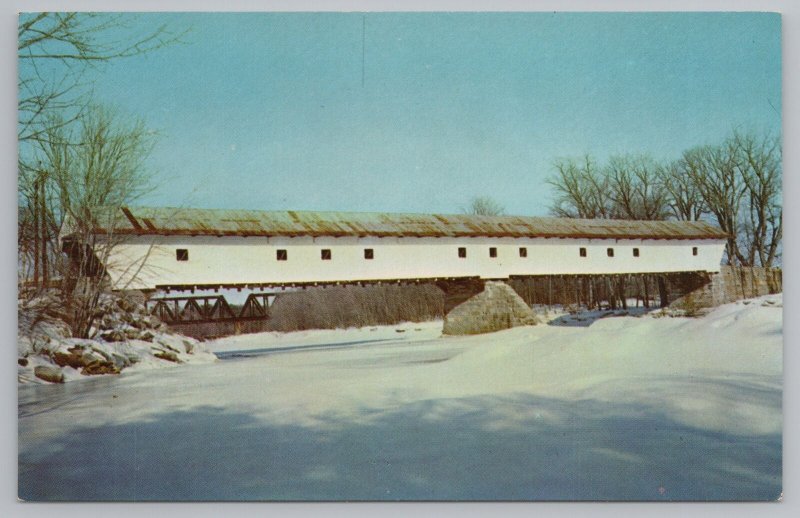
top-left (34, 365), bottom-right (64, 383)
top-left (52, 351), bottom-right (87, 369)
top-left (88, 346), bottom-right (111, 361)
top-left (82, 360), bottom-right (120, 376)
top-left (159, 341), bottom-right (180, 353)
top-left (18, 358), bottom-right (28, 367)
top-left (154, 350), bottom-right (180, 363)
top-left (139, 330), bottom-right (156, 342)
top-left (99, 329), bottom-right (125, 342)
top-left (443, 281), bottom-right (538, 335)
top-left (116, 298), bottom-right (136, 314)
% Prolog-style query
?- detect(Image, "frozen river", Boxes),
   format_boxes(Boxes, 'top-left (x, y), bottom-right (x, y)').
top-left (18, 299), bottom-right (783, 501)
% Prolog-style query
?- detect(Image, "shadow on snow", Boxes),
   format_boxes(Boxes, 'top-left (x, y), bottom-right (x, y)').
top-left (19, 390), bottom-right (781, 502)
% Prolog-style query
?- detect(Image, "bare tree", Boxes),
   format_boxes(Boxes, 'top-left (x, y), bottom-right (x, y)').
top-left (681, 142), bottom-right (748, 265)
top-left (733, 131), bottom-right (782, 267)
top-left (18, 13), bottom-right (183, 293)
top-left (18, 12), bottom-right (183, 144)
top-left (29, 106), bottom-right (155, 337)
top-left (657, 159), bottom-right (707, 221)
top-left (548, 155), bottom-right (612, 218)
top-left (606, 155), bottom-right (670, 220)
top-left (464, 196), bottom-right (505, 216)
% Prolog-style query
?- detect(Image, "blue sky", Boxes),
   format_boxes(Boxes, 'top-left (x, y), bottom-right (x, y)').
top-left (65, 12), bottom-right (781, 216)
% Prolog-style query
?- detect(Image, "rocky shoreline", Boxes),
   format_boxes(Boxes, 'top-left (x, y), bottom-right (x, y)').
top-left (18, 293), bottom-right (216, 384)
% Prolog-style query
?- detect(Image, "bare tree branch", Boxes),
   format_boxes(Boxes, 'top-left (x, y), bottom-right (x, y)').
top-left (463, 196), bottom-right (505, 216)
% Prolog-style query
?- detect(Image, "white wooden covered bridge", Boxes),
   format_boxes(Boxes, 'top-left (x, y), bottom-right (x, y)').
top-left (64, 206), bottom-right (727, 290)
top-left (61, 206), bottom-right (728, 329)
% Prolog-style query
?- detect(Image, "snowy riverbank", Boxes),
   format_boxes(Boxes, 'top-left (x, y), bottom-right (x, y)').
top-left (19, 294), bottom-right (782, 501)
top-left (17, 293), bottom-right (217, 384)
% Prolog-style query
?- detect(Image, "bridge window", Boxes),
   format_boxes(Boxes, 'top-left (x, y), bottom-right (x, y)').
top-left (489, 247), bottom-right (497, 258)
top-left (693, 247), bottom-right (698, 256)
top-left (176, 249), bottom-right (189, 261)
top-left (321, 249), bottom-right (332, 260)
top-left (276, 249), bottom-right (287, 261)
top-left (519, 247), bottom-right (527, 258)
top-left (458, 247), bottom-right (467, 258)
top-left (364, 248), bottom-right (374, 260)
top-left (633, 248), bottom-right (640, 257)
top-left (579, 247), bottom-right (587, 257)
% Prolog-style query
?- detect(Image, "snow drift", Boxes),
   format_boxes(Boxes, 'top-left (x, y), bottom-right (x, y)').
top-left (18, 294), bottom-right (782, 501)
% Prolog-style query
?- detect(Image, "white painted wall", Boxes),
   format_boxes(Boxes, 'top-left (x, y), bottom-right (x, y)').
top-left (100, 235), bottom-right (726, 290)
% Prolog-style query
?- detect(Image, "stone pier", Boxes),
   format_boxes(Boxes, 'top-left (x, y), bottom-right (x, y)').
top-left (437, 279), bottom-right (538, 335)
top-left (670, 266), bottom-right (782, 310)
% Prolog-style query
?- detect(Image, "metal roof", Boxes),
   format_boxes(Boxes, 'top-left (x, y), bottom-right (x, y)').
top-left (83, 206), bottom-right (729, 241)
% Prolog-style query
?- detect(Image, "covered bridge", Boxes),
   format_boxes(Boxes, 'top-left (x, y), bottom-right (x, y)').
top-left (61, 206), bottom-right (728, 292)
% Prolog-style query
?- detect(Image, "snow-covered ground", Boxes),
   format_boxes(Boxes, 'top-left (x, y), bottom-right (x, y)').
top-left (17, 293), bottom-right (218, 384)
top-left (18, 295), bottom-right (782, 501)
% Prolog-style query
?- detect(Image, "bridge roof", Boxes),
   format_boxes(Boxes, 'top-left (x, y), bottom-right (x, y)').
top-left (84, 206), bottom-right (728, 241)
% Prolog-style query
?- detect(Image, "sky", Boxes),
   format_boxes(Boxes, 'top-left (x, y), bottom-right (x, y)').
top-left (32, 12), bottom-right (782, 216)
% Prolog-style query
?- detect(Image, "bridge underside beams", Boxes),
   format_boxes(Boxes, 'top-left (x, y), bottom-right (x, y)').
top-left (506, 271), bottom-right (713, 310)
top-left (141, 272), bottom-right (714, 335)
top-left (145, 292), bottom-right (273, 326)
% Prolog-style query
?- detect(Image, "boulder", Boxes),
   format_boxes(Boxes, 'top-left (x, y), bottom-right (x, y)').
top-left (34, 365), bottom-right (64, 383)
top-left (99, 329), bottom-right (125, 342)
top-left (52, 351), bottom-right (87, 369)
top-left (82, 360), bottom-right (120, 376)
top-left (154, 350), bottom-right (180, 363)
top-left (442, 281), bottom-right (538, 335)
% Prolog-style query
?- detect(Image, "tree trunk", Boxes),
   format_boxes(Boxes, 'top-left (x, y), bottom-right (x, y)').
top-left (658, 276), bottom-right (669, 308)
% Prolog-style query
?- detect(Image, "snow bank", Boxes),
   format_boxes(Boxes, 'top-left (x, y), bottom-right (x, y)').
top-left (203, 294), bottom-right (782, 437)
top-left (17, 293), bottom-right (216, 384)
top-left (18, 294), bottom-right (782, 501)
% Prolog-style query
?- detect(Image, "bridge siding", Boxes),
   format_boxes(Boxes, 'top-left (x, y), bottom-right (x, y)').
top-left (102, 234), bottom-right (726, 291)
